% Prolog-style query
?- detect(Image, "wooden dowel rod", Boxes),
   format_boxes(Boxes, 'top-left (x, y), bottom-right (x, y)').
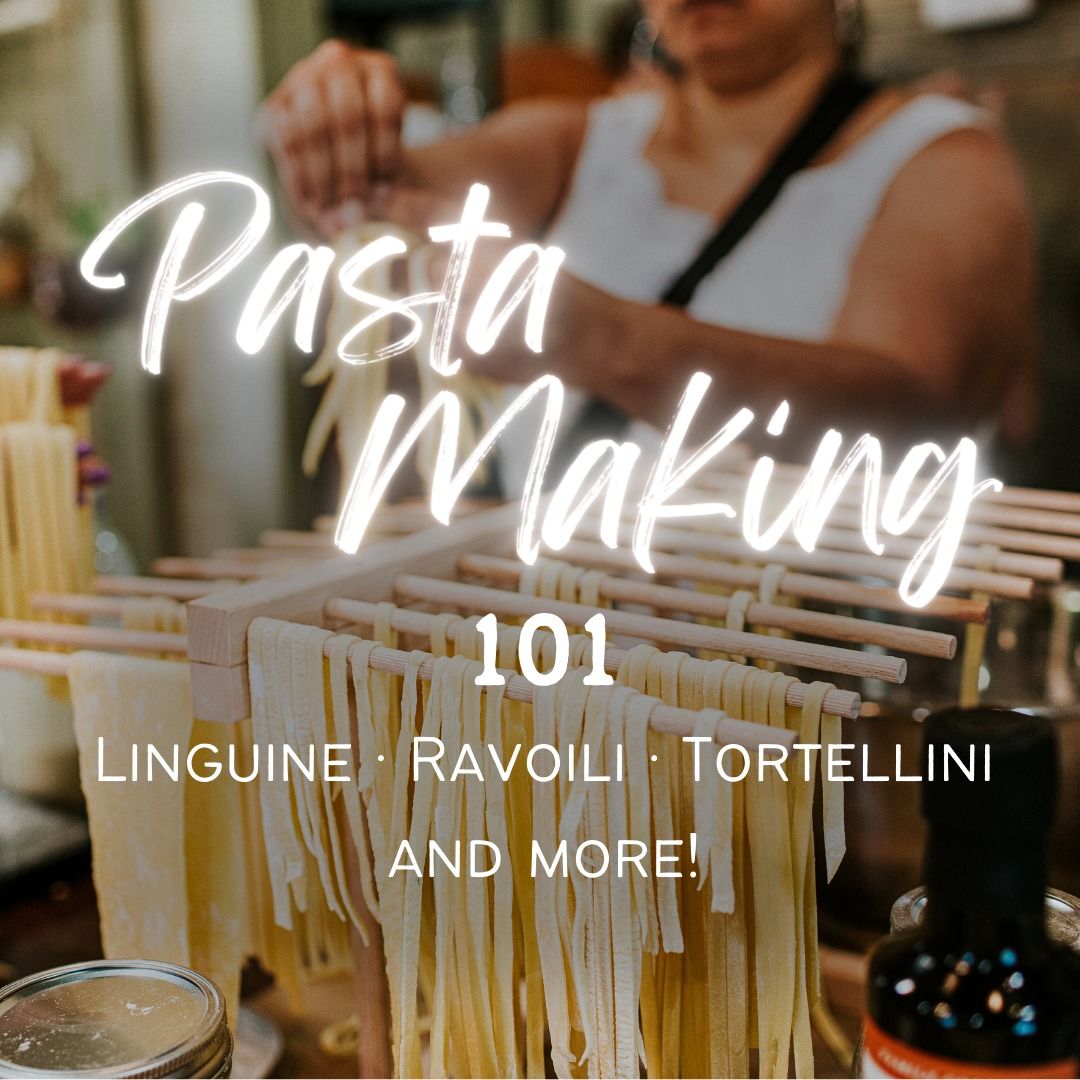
top-left (313, 499), bottom-right (499, 536)
top-left (655, 501), bottom-right (1061, 579)
top-left (259, 514), bottom-right (1063, 581)
top-left (324, 597), bottom-right (863, 719)
top-left (94, 576), bottom-right (227, 600)
top-left (456, 554), bottom-right (957, 660)
top-left (759, 462), bottom-right (1080, 515)
top-left (958, 525), bottom-right (1080, 562)
top-left (698, 468), bottom-right (1080, 535)
top-left (970, 484), bottom-right (1080, 515)
top-left (256, 530), bottom-right (341, 552)
top-left (0, 619), bottom-right (187, 655)
top-left (557, 541), bottom-right (991, 624)
top-left (786, 502), bottom-right (1078, 565)
top-left (212, 545), bottom-right (339, 564)
top-left (318, 614), bottom-right (800, 740)
top-left (0, 646), bottom-right (71, 677)
top-left (687, 482), bottom-right (1080, 564)
top-left (647, 525), bottom-right (1034, 599)
top-left (30, 593), bottom-right (130, 618)
top-left (391, 575), bottom-right (907, 684)
top-left (151, 556), bottom-right (323, 580)
top-left (807, 525), bottom-right (1061, 581)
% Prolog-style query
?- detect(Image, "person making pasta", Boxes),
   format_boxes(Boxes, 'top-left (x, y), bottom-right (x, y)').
top-left (260, 0), bottom-right (1036, 480)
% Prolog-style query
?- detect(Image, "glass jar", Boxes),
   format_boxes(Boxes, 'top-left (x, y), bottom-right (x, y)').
top-left (890, 885), bottom-right (1080, 953)
top-left (0, 960), bottom-right (230, 1078)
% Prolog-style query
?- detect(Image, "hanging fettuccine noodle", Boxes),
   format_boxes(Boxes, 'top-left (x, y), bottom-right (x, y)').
top-left (69, 651), bottom-right (249, 1023)
top-left (242, 602), bottom-right (841, 1079)
top-left (301, 228), bottom-right (496, 508)
top-left (958, 544), bottom-right (998, 707)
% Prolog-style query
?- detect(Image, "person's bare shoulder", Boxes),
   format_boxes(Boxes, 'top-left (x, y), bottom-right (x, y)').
top-left (836, 114), bottom-right (1036, 424)
top-left (880, 120), bottom-right (1031, 249)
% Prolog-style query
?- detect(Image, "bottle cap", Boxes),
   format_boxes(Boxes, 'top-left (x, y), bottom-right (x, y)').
top-left (920, 707), bottom-right (1058, 836)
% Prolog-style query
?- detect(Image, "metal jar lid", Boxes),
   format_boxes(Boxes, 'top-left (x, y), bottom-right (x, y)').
top-left (890, 886), bottom-right (1080, 953)
top-left (0, 960), bottom-right (231, 1078)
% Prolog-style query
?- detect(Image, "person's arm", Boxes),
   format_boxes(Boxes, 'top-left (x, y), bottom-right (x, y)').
top-left (473, 126), bottom-right (1037, 444)
top-left (260, 40), bottom-right (588, 237)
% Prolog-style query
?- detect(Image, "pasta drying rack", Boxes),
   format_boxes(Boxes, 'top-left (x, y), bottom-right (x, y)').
top-left (6, 470), bottom-right (1080, 1076)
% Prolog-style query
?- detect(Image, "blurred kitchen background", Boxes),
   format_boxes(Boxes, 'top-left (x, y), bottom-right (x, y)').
top-left (0, 0), bottom-right (1077, 571)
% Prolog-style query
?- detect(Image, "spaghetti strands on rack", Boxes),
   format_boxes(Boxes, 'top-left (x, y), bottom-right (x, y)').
top-left (0, 347), bottom-right (64, 425)
top-left (0, 422), bottom-right (91, 620)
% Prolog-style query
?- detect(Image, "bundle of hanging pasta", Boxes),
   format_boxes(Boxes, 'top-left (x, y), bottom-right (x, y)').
top-left (246, 606), bottom-right (846, 1078)
top-left (69, 649), bottom-right (249, 1022)
top-left (0, 347), bottom-right (93, 620)
top-left (68, 600), bottom-right (355, 1026)
top-left (302, 227), bottom-right (495, 506)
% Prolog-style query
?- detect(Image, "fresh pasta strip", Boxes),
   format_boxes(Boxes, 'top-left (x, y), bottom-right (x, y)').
top-left (70, 652), bottom-right (193, 964)
top-left (121, 596), bottom-right (187, 635)
top-left (820, 706), bottom-right (846, 882)
top-left (396, 654), bottom-right (448, 1078)
top-left (617, 645), bottom-right (682, 955)
top-left (287, 626), bottom-right (344, 922)
top-left (603, 684), bottom-right (642, 1079)
top-left (459, 663), bottom-right (501, 1075)
top-left (959, 545), bottom-right (996, 707)
top-left (0, 347), bottom-right (65, 423)
top-left (327, 634), bottom-right (378, 926)
top-left (533, 680), bottom-right (574, 1078)
top-left (788, 679), bottom-right (829, 1079)
top-left (429, 655), bottom-right (468, 1077)
top-left (249, 618), bottom-right (306, 926)
top-left (745, 669), bottom-right (796, 1079)
top-left (555, 661), bottom-right (591, 1055)
top-left (500, 627), bottom-right (546, 1078)
top-left (724, 590), bottom-right (754, 664)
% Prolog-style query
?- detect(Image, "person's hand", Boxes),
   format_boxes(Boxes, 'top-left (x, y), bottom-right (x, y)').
top-left (259, 39), bottom-right (407, 237)
top-left (58, 357), bottom-right (110, 407)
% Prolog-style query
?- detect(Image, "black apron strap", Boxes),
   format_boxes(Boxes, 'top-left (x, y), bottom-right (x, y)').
top-left (660, 70), bottom-right (878, 308)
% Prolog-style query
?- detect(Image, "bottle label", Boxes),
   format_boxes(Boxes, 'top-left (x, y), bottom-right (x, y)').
top-left (860, 1018), bottom-right (1079, 1078)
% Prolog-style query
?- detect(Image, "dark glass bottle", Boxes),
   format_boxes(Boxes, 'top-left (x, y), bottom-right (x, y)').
top-left (862, 708), bottom-right (1080, 1078)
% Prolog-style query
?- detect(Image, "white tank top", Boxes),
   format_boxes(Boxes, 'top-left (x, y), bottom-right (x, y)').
top-left (496, 90), bottom-right (987, 491)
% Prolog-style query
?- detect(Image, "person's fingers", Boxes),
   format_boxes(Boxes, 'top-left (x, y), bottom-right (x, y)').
top-left (323, 63), bottom-right (369, 208)
top-left (260, 99), bottom-right (319, 229)
top-left (58, 360), bottom-right (111, 407)
top-left (291, 79), bottom-right (335, 220)
top-left (362, 54), bottom-right (405, 181)
top-left (260, 41), bottom-right (405, 233)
